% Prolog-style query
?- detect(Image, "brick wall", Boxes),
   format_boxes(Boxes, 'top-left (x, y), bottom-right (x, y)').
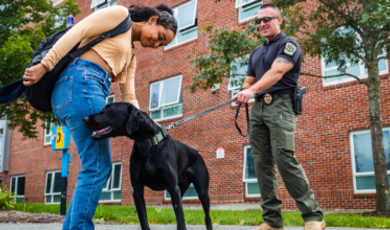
top-left (1, 0), bottom-right (389, 211)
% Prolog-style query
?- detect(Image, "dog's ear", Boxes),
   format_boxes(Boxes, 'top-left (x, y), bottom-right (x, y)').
top-left (126, 111), bottom-right (142, 135)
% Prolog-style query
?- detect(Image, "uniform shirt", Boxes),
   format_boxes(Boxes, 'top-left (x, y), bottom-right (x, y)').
top-left (247, 32), bottom-right (302, 96)
top-left (41, 5), bottom-right (139, 109)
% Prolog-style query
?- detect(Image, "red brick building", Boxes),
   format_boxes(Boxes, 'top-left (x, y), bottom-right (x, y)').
top-left (0, 0), bottom-right (389, 211)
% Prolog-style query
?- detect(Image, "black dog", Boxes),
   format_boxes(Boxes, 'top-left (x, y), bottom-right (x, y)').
top-left (83, 102), bottom-right (212, 230)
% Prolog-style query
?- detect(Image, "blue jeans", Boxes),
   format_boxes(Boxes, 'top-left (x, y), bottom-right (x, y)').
top-left (51, 58), bottom-right (113, 230)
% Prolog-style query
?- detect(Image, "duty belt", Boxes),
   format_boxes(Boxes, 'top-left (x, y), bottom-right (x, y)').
top-left (255, 93), bottom-right (291, 102)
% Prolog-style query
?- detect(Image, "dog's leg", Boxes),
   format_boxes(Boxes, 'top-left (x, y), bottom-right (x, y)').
top-left (167, 185), bottom-right (187, 230)
top-left (133, 186), bottom-right (150, 230)
top-left (192, 168), bottom-right (213, 230)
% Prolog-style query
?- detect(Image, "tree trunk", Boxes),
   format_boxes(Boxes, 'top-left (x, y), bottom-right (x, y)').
top-left (367, 64), bottom-right (390, 212)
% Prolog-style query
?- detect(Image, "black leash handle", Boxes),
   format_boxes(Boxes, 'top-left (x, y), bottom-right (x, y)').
top-left (235, 102), bottom-right (250, 137)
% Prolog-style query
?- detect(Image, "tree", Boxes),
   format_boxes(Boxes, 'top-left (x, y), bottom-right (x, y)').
top-left (0, 0), bottom-right (80, 139)
top-left (189, 0), bottom-right (390, 212)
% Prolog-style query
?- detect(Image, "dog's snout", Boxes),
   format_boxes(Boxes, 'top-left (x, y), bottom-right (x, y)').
top-left (83, 116), bottom-right (90, 123)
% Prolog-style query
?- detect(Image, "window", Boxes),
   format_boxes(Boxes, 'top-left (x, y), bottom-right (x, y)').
top-left (106, 94), bottom-right (115, 105)
top-left (10, 175), bottom-right (25, 203)
top-left (100, 162), bottom-right (122, 202)
top-left (53, 0), bottom-right (64, 6)
top-left (243, 145), bottom-right (260, 197)
top-left (165, 0), bottom-right (198, 49)
top-left (149, 75), bottom-right (183, 121)
top-left (322, 28), bottom-right (389, 86)
top-left (229, 56), bottom-right (255, 104)
top-left (164, 183), bottom-right (198, 200)
top-left (236, 0), bottom-right (262, 23)
top-left (91, 0), bottom-right (117, 10)
top-left (0, 120), bottom-right (6, 172)
top-left (0, 178), bottom-right (2, 184)
top-left (44, 122), bottom-right (54, 146)
top-left (45, 171), bottom-right (61, 204)
top-left (350, 129), bottom-right (390, 193)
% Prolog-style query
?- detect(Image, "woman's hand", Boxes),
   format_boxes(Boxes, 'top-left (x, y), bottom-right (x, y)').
top-left (22, 63), bottom-right (48, 86)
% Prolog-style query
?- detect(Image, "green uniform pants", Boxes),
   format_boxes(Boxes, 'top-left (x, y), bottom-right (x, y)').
top-left (249, 95), bottom-right (323, 228)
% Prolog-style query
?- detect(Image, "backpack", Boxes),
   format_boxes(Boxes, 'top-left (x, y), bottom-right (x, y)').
top-left (0, 14), bottom-right (132, 112)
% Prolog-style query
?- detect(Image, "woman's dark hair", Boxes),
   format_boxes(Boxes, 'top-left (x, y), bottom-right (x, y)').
top-left (129, 4), bottom-right (178, 35)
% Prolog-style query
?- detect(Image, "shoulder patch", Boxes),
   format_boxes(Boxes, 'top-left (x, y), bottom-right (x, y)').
top-left (283, 42), bottom-right (297, 56)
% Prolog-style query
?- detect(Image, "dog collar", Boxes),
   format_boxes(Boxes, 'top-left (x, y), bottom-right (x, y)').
top-left (136, 127), bottom-right (167, 148)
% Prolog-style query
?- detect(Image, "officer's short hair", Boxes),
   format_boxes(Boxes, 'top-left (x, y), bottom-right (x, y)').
top-left (260, 4), bottom-right (281, 17)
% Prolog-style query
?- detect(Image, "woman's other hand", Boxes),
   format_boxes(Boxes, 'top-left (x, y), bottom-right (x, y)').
top-left (22, 63), bottom-right (48, 86)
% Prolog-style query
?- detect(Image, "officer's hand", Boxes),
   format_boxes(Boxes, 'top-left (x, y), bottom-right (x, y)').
top-left (22, 63), bottom-right (48, 86)
top-left (234, 88), bottom-right (256, 104)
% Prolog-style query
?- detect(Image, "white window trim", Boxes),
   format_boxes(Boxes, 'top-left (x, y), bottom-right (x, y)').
top-left (236, 0), bottom-right (259, 8)
top-left (106, 94), bottom-right (115, 104)
top-left (321, 57), bottom-right (389, 87)
top-left (0, 120), bottom-right (7, 173)
top-left (91, 0), bottom-right (106, 9)
top-left (53, 0), bottom-right (64, 6)
top-left (349, 128), bottom-right (390, 194)
top-left (92, 0), bottom-right (116, 10)
top-left (99, 162), bottom-right (122, 202)
top-left (238, 1), bottom-right (262, 23)
top-left (321, 27), bottom-right (389, 87)
top-left (44, 170), bottom-right (61, 204)
top-left (44, 122), bottom-right (54, 146)
top-left (177, 0), bottom-right (198, 31)
top-left (149, 75), bottom-right (183, 121)
top-left (229, 55), bottom-right (255, 105)
top-left (164, 0), bottom-right (198, 50)
top-left (10, 175), bottom-right (25, 201)
top-left (164, 183), bottom-right (198, 200)
top-left (243, 145), bottom-right (261, 197)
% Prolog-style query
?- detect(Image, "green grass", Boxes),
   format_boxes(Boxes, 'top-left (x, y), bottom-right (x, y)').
top-left (12, 203), bottom-right (390, 228)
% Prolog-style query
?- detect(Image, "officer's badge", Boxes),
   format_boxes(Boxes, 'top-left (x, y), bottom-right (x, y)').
top-left (264, 93), bottom-right (273, 105)
top-left (283, 42), bottom-right (297, 56)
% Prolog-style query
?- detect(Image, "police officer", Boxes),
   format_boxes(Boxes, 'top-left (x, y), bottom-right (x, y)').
top-left (235, 4), bottom-right (326, 230)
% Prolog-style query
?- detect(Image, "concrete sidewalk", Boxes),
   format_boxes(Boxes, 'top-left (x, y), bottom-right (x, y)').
top-left (0, 224), bottom-right (387, 230)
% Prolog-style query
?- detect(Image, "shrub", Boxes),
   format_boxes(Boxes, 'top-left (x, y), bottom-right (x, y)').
top-left (0, 184), bottom-right (16, 209)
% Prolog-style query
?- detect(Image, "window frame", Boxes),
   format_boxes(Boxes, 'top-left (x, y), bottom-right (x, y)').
top-left (0, 120), bottom-right (7, 172)
top-left (321, 28), bottom-right (389, 87)
top-left (99, 162), bottom-right (122, 202)
top-left (321, 57), bottom-right (389, 87)
top-left (164, 183), bottom-right (198, 200)
top-left (237, 0), bottom-right (262, 23)
top-left (44, 170), bottom-right (62, 204)
top-left (53, 0), bottom-right (64, 6)
top-left (229, 55), bottom-right (255, 105)
top-left (349, 128), bottom-right (390, 194)
top-left (106, 94), bottom-right (115, 105)
top-left (92, 0), bottom-right (117, 10)
top-left (164, 0), bottom-right (198, 50)
top-left (44, 122), bottom-right (55, 146)
top-left (10, 175), bottom-right (25, 203)
top-left (242, 145), bottom-right (261, 197)
top-left (149, 75), bottom-right (183, 121)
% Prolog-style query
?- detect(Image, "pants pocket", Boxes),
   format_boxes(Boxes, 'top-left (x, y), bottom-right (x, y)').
top-left (84, 69), bottom-right (110, 98)
top-left (275, 112), bottom-right (296, 151)
top-left (52, 75), bottom-right (73, 110)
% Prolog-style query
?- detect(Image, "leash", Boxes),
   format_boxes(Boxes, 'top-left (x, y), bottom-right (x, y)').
top-left (165, 98), bottom-right (250, 137)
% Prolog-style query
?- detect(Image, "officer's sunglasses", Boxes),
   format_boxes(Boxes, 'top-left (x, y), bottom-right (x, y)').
top-left (255, 16), bottom-right (279, 24)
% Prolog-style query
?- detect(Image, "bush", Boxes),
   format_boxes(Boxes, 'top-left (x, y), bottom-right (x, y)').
top-left (0, 184), bottom-right (16, 209)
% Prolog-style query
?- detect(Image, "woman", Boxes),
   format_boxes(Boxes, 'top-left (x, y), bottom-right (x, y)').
top-left (22, 4), bottom-right (177, 230)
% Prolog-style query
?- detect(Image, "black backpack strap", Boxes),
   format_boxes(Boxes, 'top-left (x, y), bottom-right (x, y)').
top-left (69, 14), bottom-right (132, 58)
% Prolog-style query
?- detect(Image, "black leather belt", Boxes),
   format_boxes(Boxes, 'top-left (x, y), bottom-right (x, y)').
top-left (255, 93), bottom-right (291, 102)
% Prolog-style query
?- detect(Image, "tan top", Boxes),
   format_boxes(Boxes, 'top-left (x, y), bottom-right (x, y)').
top-left (41, 5), bottom-right (139, 108)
